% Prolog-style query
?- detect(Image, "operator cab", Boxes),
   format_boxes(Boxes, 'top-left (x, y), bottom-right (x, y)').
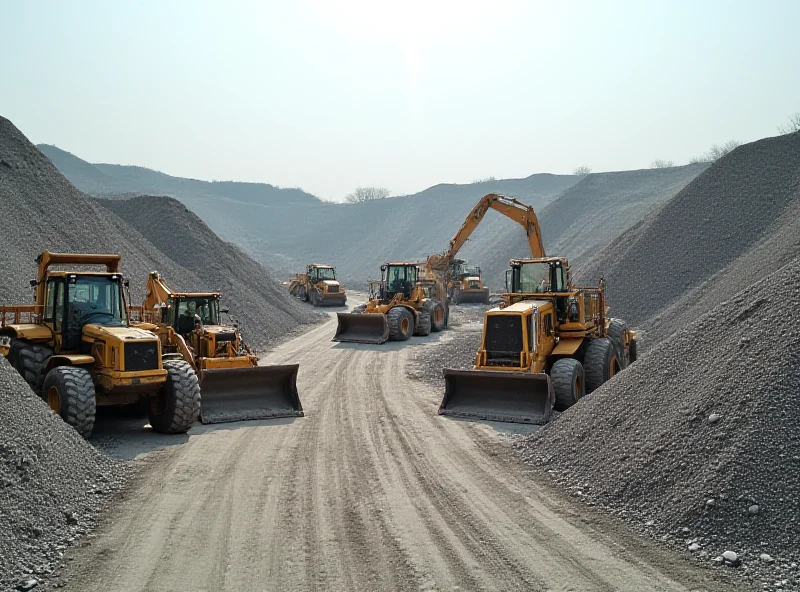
top-left (308, 265), bottom-right (336, 284)
top-left (42, 272), bottom-right (128, 350)
top-left (164, 294), bottom-right (221, 336)
top-left (506, 257), bottom-right (572, 323)
top-left (381, 263), bottom-right (418, 300)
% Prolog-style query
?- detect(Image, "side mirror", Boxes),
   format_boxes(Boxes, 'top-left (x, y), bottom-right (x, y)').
top-left (504, 269), bottom-right (511, 293)
top-left (221, 308), bottom-right (230, 314)
top-left (123, 279), bottom-right (130, 287)
top-left (29, 279), bottom-right (37, 287)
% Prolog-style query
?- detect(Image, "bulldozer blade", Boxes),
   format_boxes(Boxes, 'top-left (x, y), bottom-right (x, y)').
top-left (439, 369), bottom-right (555, 424)
top-left (332, 313), bottom-right (389, 344)
top-left (456, 289), bottom-right (491, 304)
top-left (199, 364), bottom-right (303, 424)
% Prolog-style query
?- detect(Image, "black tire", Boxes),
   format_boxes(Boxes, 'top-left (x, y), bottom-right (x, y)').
top-left (608, 318), bottom-right (629, 369)
top-left (16, 343), bottom-right (54, 394)
top-left (583, 338), bottom-right (619, 393)
top-left (42, 366), bottom-right (96, 438)
top-left (551, 358), bottom-right (585, 412)
top-left (299, 286), bottom-right (308, 302)
top-left (148, 360), bottom-right (201, 434)
top-left (351, 304), bottom-right (367, 314)
top-left (629, 338), bottom-right (638, 363)
top-left (310, 289), bottom-right (319, 307)
top-left (387, 307), bottom-right (414, 341)
top-left (413, 310), bottom-right (432, 336)
top-left (426, 300), bottom-right (447, 332)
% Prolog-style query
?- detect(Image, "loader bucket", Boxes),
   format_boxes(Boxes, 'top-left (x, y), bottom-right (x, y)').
top-left (332, 313), bottom-right (390, 344)
top-left (439, 369), bottom-right (555, 424)
top-left (199, 364), bottom-right (303, 424)
top-left (456, 289), bottom-right (490, 304)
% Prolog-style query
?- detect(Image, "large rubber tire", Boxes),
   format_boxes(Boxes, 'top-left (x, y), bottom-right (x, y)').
top-left (310, 289), bottom-right (319, 307)
top-left (299, 286), bottom-right (308, 302)
top-left (427, 300), bottom-right (447, 332)
top-left (148, 360), bottom-right (201, 434)
top-left (608, 318), bottom-right (629, 369)
top-left (16, 343), bottom-right (54, 394)
top-left (42, 366), bottom-right (96, 438)
top-left (584, 338), bottom-right (619, 394)
top-left (551, 358), bottom-right (585, 412)
top-left (387, 307), bottom-right (414, 341)
top-left (629, 338), bottom-right (638, 363)
top-left (413, 310), bottom-right (432, 336)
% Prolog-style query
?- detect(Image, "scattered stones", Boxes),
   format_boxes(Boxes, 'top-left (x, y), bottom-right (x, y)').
top-left (708, 414), bottom-right (721, 424)
top-left (689, 543), bottom-right (700, 552)
top-left (761, 554), bottom-right (775, 563)
top-left (749, 505), bottom-right (761, 515)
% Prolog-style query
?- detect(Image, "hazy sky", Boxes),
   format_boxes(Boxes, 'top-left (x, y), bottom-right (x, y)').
top-left (2, 0), bottom-right (798, 201)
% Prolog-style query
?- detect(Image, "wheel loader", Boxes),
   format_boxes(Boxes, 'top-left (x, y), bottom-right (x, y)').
top-left (130, 272), bottom-right (302, 424)
top-left (448, 259), bottom-right (490, 304)
top-left (332, 262), bottom-right (448, 344)
top-left (439, 261), bottom-right (636, 424)
top-left (0, 251), bottom-right (201, 438)
top-left (285, 264), bottom-right (346, 307)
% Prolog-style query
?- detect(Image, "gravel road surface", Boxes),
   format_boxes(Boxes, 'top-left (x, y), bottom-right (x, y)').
top-left (49, 308), bottom-right (737, 592)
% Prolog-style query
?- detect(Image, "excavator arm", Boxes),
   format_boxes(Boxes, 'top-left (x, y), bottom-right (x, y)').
top-left (427, 194), bottom-right (546, 273)
top-left (143, 272), bottom-right (174, 311)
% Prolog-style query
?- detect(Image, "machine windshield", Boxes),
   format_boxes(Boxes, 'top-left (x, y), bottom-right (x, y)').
top-left (175, 297), bottom-right (220, 326)
top-left (517, 262), bottom-right (566, 293)
top-left (315, 267), bottom-right (336, 280)
top-left (67, 275), bottom-right (126, 326)
top-left (385, 265), bottom-right (418, 294)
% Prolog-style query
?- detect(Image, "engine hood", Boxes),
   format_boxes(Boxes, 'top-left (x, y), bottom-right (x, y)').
top-left (84, 324), bottom-right (159, 342)
top-left (321, 280), bottom-right (341, 287)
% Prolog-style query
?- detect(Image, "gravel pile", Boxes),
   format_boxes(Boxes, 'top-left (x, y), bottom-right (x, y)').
top-left (0, 357), bottom-right (125, 591)
top-left (576, 132), bottom-right (800, 334)
top-left (95, 195), bottom-right (320, 347)
top-left (407, 305), bottom-right (485, 387)
top-left (0, 116), bottom-right (316, 348)
top-left (518, 256), bottom-right (800, 590)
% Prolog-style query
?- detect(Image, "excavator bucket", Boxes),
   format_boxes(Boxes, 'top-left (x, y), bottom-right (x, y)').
top-left (199, 364), bottom-right (303, 424)
top-left (332, 313), bottom-right (390, 344)
top-left (439, 369), bottom-right (555, 424)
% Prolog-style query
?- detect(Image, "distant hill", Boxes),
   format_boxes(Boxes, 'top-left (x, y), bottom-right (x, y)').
top-left (37, 144), bottom-right (321, 207)
top-left (40, 144), bottom-right (580, 284)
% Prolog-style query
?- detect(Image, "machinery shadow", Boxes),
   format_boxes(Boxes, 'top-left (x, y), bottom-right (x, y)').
top-left (436, 413), bottom-right (549, 436)
top-left (331, 332), bottom-right (446, 352)
top-left (90, 407), bottom-right (298, 460)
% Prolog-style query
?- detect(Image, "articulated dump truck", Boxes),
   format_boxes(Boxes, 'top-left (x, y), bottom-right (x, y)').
top-left (439, 257), bottom-right (636, 424)
top-left (130, 272), bottom-right (302, 424)
top-left (333, 263), bottom-right (448, 344)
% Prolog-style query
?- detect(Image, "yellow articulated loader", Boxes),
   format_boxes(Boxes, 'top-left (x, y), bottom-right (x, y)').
top-left (0, 251), bottom-right (201, 438)
top-left (285, 264), bottom-right (346, 307)
top-left (439, 261), bottom-right (636, 424)
top-left (131, 272), bottom-right (302, 424)
top-left (332, 262), bottom-right (448, 344)
top-left (448, 259), bottom-right (490, 304)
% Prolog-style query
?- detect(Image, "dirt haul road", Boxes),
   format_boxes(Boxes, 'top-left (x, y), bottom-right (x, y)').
top-left (57, 311), bottom-right (732, 592)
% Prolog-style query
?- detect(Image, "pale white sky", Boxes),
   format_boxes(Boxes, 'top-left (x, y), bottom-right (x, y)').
top-left (2, 0), bottom-right (798, 201)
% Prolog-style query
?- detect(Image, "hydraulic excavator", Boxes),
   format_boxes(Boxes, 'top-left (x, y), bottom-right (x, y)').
top-left (333, 194), bottom-right (543, 345)
top-left (436, 194), bottom-right (637, 424)
top-left (130, 272), bottom-right (302, 424)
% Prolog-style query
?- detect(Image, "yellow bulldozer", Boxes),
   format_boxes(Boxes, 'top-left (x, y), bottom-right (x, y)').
top-left (438, 198), bottom-right (636, 425)
top-left (285, 264), bottom-right (347, 307)
top-left (130, 272), bottom-right (302, 424)
top-left (0, 251), bottom-right (201, 438)
top-left (448, 259), bottom-right (490, 304)
top-left (332, 261), bottom-right (449, 344)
